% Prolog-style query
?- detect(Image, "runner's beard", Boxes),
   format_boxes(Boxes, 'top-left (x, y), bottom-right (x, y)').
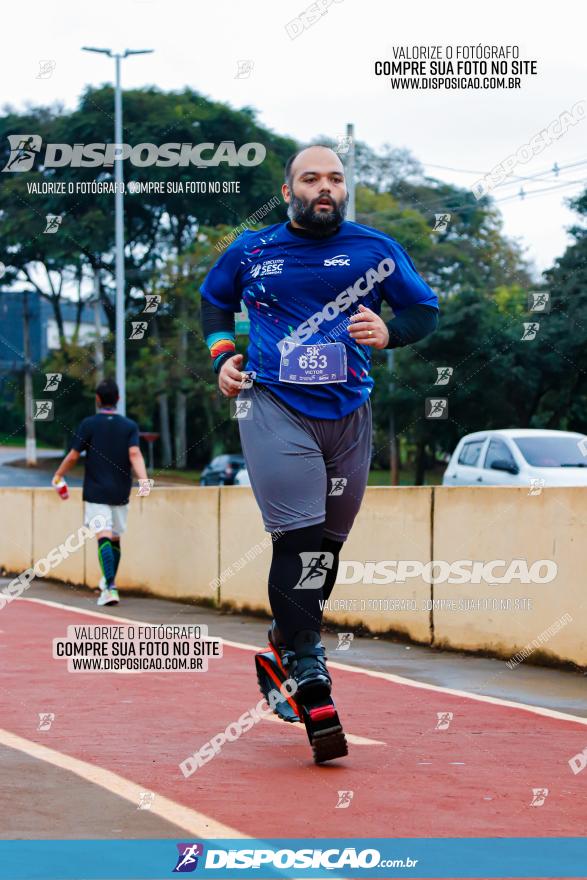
top-left (287, 190), bottom-right (349, 236)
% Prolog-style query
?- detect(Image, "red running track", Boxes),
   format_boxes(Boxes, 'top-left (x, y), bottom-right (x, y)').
top-left (2, 598), bottom-right (587, 875)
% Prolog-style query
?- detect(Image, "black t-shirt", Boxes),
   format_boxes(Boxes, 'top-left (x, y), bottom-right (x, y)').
top-left (72, 411), bottom-right (140, 505)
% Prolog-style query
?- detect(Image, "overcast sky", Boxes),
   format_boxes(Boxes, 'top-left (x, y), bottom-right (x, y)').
top-left (2, 0), bottom-right (586, 278)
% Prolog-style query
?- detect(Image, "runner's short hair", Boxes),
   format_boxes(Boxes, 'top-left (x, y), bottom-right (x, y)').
top-left (96, 378), bottom-right (119, 406)
top-left (284, 144), bottom-right (340, 187)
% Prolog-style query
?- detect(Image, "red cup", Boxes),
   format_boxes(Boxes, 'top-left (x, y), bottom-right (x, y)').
top-left (53, 478), bottom-right (69, 500)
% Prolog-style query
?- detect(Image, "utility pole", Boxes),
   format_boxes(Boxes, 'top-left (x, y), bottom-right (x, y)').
top-left (22, 290), bottom-right (37, 466)
top-left (92, 268), bottom-right (104, 383)
top-left (81, 46), bottom-right (154, 415)
top-left (345, 122), bottom-right (355, 221)
top-left (113, 51), bottom-right (126, 414)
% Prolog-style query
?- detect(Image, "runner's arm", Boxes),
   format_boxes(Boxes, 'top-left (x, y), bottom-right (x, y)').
top-left (129, 446), bottom-right (148, 482)
top-left (52, 449), bottom-right (80, 482)
top-left (199, 235), bottom-right (245, 373)
top-left (201, 298), bottom-right (237, 374)
top-left (377, 238), bottom-right (439, 348)
top-left (53, 421), bottom-right (88, 482)
top-left (385, 303), bottom-right (439, 349)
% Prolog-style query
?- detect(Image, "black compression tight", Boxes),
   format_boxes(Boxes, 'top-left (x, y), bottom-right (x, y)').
top-left (269, 524), bottom-right (344, 647)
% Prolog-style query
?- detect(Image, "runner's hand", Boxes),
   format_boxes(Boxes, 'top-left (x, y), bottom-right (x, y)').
top-left (348, 305), bottom-right (389, 349)
top-left (218, 354), bottom-right (246, 398)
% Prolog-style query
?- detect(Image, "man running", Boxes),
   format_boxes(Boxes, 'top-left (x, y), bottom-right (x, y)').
top-left (52, 378), bottom-right (148, 606)
top-left (200, 144), bottom-right (438, 707)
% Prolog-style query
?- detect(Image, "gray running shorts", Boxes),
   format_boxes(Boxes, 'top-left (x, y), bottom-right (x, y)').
top-left (237, 383), bottom-right (372, 541)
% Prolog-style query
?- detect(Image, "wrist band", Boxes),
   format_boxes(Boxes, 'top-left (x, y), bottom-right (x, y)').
top-left (206, 332), bottom-right (236, 372)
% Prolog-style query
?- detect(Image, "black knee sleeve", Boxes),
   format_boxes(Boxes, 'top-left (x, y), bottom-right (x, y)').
top-left (320, 536), bottom-right (344, 603)
top-left (268, 523), bottom-right (324, 646)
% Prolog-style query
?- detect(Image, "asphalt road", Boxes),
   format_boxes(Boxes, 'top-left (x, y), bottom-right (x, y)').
top-left (0, 446), bottom-right (82, 488)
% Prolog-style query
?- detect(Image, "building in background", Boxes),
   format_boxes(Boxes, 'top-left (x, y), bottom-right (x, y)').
top-left (0, 290), bottom-right (108, 376)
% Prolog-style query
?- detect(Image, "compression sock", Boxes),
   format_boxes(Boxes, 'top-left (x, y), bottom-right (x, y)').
top-left (97, 538), bottom-right (116, 588)
top-left (111, 538), bottom-right (121, 578)
top-left (268, 523), bottom-right (325, 647)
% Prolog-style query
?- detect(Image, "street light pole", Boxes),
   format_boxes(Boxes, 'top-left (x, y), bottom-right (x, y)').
top-left (81, 47), bottom-right (153, 416)
top-left (345, 122), bottom-right (355, 222)
top-left (22, 290), bottom-right (37, 467)
top-left (113, 53), bottom-right (126, 414)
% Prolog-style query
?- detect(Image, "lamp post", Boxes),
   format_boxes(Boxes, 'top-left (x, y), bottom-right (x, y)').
top-left (81, 47), bottom-right (153, 415)
top-left (345, 122), bottom-right (355, 222)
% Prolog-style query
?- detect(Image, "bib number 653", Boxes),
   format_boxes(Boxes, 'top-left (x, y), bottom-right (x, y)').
top-left (298, 353), bottom-right (327, 369)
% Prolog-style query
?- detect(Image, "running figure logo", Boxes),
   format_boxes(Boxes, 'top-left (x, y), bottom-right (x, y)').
top-left (425, 398), bottom-right (448, 420)
top-left (335, 790), bottom-right (354, 808)
top-left (434, 367), bottom-right (453, 386)
top-left (528, 478), bottom-right (545, 496)
top-left (294, 551), bottom-right (334, 590)
top-left (521, 322), bottom-right (539, 341)
top-left (37, 712), bottom-right (55, 731)
top-left (231, 399), bottom-right (253, 420)
top-left (435, 711), bottom-right (453, 730)
top-left (2, 134), bottom-right (42, 172)
top-left (37, 60), bottom-right (56, 79)
top-left (137, 791), bottom-right (154, 810)
top-left (240, 371), bottom-right (256, 391)
top-left (433, 213), bottom-right (451, 232)
top-left (329, 477), bottom-right (347, 496)
top-left (528, 292), bottom-right (551, 313)
top-left (173, 843), bottom-right (204, 872)
top-left (336, 632), bottom-right (354, 651)
top-left (129, 322), bottom-right (149, 340)
top-left (530, 788), bottom-right (549, 807)
top-left (33, 400), bottom-right (54, 421)
top-left (235, 60), bottom-right (254, 79)
top-left (44, 373), bottom-right (62, 391)
top-left (143, 294), bottom-right (161, 314)
top-left (334, 135), bottom-right (353, 155)
top-left (44, 214), bottom-right (63, 234)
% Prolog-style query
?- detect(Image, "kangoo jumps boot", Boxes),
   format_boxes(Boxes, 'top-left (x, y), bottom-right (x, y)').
top-left (284, 629), bottom-right (348, 764)
top-left (254, 620), bottom-right (300, 723)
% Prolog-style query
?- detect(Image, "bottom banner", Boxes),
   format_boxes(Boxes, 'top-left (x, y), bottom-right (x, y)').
top-left (0, 838), bottom-right (586, 879)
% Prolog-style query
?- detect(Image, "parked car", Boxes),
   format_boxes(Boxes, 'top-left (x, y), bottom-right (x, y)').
top-left (442, 429), bottom-right (587, 487)
top-left (234, 466), bottom-right (251, 486)
top-left (200, 454), bottom-right (245, 486)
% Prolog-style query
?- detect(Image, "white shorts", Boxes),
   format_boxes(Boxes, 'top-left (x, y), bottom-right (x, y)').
top-left (84, 502), bottom-right (129, 536)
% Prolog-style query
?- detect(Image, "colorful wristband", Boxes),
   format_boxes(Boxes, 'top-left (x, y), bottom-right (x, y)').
top-left (206, 332), bottom-right (236, 373)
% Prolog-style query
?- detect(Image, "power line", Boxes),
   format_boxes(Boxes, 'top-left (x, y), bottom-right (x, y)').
top-left (495, 178), bottom-right (587, 204)
top-left (422, 162), bottom-right (486, 175)
top-left (492, 160), bottom-right (587, 190)
top-left (420, 157), bottom-right (587, 190)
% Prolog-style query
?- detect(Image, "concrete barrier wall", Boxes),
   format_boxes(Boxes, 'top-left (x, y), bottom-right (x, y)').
top-left (85, 488), bottom-right (219, 602)
top-left (321, 487), bottom-right (432, 644)
top-left (0, 488), bottom-right (33, 573)
top-left (433, 486), bottom-right (587, 666)
top-left (0, 486), bottom-right (585, 668)
top-left (218, 487), bottom-right (273, 614)
top-left (32, 488), bottom-right (85, 585)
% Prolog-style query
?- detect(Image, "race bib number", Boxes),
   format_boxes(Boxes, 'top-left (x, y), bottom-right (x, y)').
top-left (279, 342), bottom-right (347, 384)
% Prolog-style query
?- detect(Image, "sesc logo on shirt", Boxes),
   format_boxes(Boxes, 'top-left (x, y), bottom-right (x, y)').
top-left (324, 254), bottom-right (351, 267)
top-left (250, 259), bottom-right (284, 278)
